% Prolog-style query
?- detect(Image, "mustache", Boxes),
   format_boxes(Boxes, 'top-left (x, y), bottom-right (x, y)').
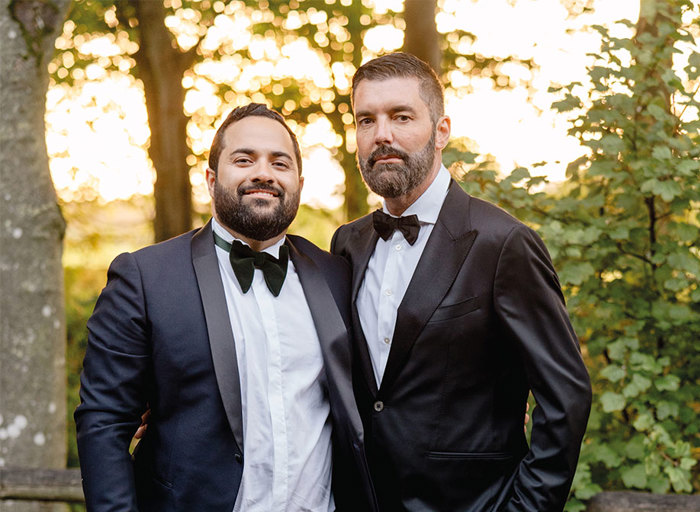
top-left (237, 183), bottom-right (284, 197)
top-left (367, 145), bottom-right (410, 168)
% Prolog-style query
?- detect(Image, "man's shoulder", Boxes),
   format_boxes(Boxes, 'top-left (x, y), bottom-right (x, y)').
top-left (338, 212), bottom-right (374, 231)
top-left (123, 228), bottom-right (199, 265)
top-left (287, 234), bottom-right (345, 267)
top-left (332, 212), bottom-right (373, 242)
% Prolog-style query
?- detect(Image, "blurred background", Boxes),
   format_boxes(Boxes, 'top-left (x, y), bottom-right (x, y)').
top-left (1, 0), bottom-right (698, 510)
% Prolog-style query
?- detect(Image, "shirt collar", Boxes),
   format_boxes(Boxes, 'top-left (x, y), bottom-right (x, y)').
top-left (382, 164), bottom-right (450, 225)
top-left (211, 217), bottom-right (286, 258)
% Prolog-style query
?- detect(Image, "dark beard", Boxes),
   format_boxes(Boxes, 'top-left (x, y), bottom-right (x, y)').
top-left (357, 131), bottom-right (436, 199)
top-left (214, 180), bottom-right (300, 242)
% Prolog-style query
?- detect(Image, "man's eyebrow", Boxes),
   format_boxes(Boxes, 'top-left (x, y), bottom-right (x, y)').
top-left (229, 148), bottom-right (293, 161)
top-left (355, 105), bottom-right (417, 118)
top-left (229, 147), bottom-right (256, 157)
top-left (388, 105), bottom-right (417, 114)
top-left (270, 150), bottom-right (293, 161)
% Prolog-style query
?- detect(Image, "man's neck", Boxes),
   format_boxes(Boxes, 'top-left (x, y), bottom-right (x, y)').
top-left (213, 215), bottom-right (285, 251)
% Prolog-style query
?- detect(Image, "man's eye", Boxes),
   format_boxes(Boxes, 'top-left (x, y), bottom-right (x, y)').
top-left (235, 157), bottom-right (253, 165)
top-left (395, 115), bottom-right (411, 122)
top-left (273, 161), bottom-right (290, 169)
top-left (358, 118), bottom-right (373, 126)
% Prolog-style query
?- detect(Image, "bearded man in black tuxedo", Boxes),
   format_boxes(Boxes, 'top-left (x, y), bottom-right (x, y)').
top-left (331, 53), bottom-right (592, 512)
top-left (75, 103), bottom-right (376, 511)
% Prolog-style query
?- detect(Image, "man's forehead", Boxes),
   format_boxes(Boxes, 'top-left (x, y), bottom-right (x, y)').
top-left (223, 116), bottom-right (294, 153)
top-left (353, 77), bottom-right (425, 110)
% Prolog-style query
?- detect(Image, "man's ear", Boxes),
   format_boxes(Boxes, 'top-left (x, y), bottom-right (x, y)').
top-left (435, 115), bottom-right (451, 150)
top-left (206, 167), bottom-right (216, 198)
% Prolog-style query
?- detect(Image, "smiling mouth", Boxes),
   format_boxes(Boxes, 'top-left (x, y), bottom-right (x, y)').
top-left (242, 189), bottom-right (279, 199)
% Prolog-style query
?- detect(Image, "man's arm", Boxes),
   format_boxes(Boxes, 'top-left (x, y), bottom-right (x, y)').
top-left (74, 252), bottom-right (151, 512)
top-left (494, 225), bottom-right (592, 511)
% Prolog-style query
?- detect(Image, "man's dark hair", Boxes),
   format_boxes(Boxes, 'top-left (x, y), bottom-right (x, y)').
top-left (208, 103), bottom-right (302, 174)
top-left (351, 52), bottom-right (445, 122)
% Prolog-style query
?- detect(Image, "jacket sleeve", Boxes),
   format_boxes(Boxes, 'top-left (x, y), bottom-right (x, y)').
top-left (74, 252), bottom-right (151, 512)
top-left (493, 225), bottom-right (592, 512)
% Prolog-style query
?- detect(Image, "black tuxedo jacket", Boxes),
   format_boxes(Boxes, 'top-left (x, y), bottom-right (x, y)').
top-left (75, 221), bottom-right (377, 511)
top-left (331, 181), bottom-right (592, 512)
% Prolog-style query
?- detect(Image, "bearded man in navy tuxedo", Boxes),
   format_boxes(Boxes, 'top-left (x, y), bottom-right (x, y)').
top-left (331, 53), bottom-right (592, 512)
top-left (75, 103), bottom-right (376, 511)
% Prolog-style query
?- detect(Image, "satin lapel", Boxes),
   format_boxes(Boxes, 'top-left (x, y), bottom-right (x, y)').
top-left (349, 220), bottom-right (380, 302)
top-left (380, 182), bottom-right (478, 392)
top-left (191, 221), bottom-right (244, 453)
top-left (348, 221), bottom-right (380, 397)
top-left (287, 239), bottom-right (364, 435)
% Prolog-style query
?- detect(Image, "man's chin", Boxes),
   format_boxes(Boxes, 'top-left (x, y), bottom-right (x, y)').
top-left (240, 195), bottom-right (281, 208)
top-left (371, 162), bottom-right (405, 174)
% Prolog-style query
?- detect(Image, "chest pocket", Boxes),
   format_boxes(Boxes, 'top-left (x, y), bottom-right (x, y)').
top-left (428, 296), bottom-right (480, 323)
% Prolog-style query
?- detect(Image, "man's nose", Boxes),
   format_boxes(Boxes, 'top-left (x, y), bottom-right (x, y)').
top-left (251, 159), bottom-right (275, 182)
top-left (374, 117), bottom-right (393, 145)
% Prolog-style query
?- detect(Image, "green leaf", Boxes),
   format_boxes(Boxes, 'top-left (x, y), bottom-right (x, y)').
top-left (564, 501), bottom-right (586, 512)
top-left (656, 400), bottom-right (679, 420)
top-left (640, 179), bottom-right (682, 201)
top-left (633, 412), bottom-right (654, 431)
top-left (593, 444), bottom-right (623, 468)
top-left (621, 464), bottom-right (648, 488)
top-left (624, 435), bottom-right (646, 460)
top-left (560, 262), bottom-right (595, 286)
top-left (680, 457), bottom-right (697, 470)
top-left (609, 226), bottom-right (629, 240)
top-left (607, 340), bottom-right (628, 361)
top-left (651, 145), bottom-right (672, 160)
top-left (600, 364), bottom-right (626, 382)
top-left (648, 475), bottom-right (670, 494)
top-left (665, 466), bottom-right (692, 493)
top-left (676, 159), bottom-right (699, 176)
top-left (600, 391), bottom-right (626, 412)
top-left (600, 134), bottom-right (625, 154)
top-left (646, 103), bottom-right (667, 121)
top-left (655, 374), bottom-right (680, 392)
top-left (623, 373), bottom-right (652, 398)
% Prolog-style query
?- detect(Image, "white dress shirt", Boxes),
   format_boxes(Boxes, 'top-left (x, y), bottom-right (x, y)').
top-left (212, 218), bottom-right (334, 512)
top-left (356, 165), bottom-right (451, 387)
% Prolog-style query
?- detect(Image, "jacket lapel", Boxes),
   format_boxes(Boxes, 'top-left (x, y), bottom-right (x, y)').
top-left (287, 238), bottom-right (365, 435)
top-left (191, 221), bottom-right (244, 453)
top-left (347, 220), bottom-right (381, 397)
top-left (350, 220), bottom-right (380, 303)
top-left (380, 181), bottom-right (478, 393)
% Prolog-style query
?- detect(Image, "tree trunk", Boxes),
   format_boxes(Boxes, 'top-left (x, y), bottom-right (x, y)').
top-left (120, 0), bottom-right (195, 242)
top-left (0, 0), bottom-right (71, 510)
top-left (402, 0), bottom-right (441, 74)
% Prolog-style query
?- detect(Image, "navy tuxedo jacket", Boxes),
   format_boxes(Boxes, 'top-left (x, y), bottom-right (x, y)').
top-left (331, 181), bottom-right (592, 512)
top-left (75, 221), bottom-right (377, 511)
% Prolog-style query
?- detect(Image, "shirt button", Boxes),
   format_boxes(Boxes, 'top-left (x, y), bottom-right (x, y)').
top-left (395, 244), bottom-right (402, 251)
top-left (385, 289), bottom-right (393, 296)
top-left (373, 401), bottom-right (384, 412)
top-left (383, 337), bottom-right (391, 345)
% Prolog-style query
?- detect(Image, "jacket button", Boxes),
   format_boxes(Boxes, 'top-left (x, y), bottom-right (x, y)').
top-left (235, 453), bottom-right (243, 463)
top-left (373, 401), bottom-right (384, 412)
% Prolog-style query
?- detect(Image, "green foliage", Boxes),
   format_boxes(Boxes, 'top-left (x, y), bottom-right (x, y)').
top-left (289, 203), bottom-right (344, 250)
top-left (458, 1), bottom-right (699, 506)
top-left (65, 266), bottom-right (106, 470)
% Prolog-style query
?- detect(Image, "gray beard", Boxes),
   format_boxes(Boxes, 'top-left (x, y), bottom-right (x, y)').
top-left (357, 131), bottom-right (436, 199)
top-left (214, 179), bottom-right (300, 242)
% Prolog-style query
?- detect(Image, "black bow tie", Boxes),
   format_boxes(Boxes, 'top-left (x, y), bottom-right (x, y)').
top-left (372, 210), bottom-right (421, 245)
top-left (214, 232), bottom-right (289, 297)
